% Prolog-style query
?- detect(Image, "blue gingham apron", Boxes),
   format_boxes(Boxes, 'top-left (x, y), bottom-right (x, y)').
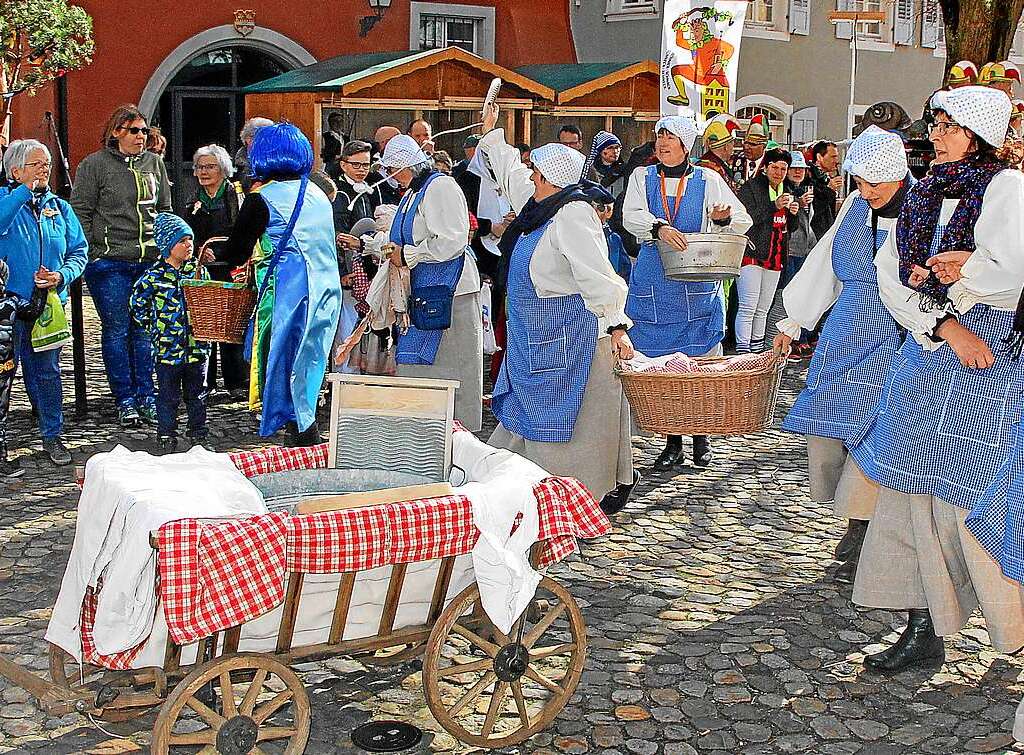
top-left (626, 166), bottom-right (725, 357)
top-left (782, 198), bottom-right (903, 442)
top-left (966, 423), bottom-right (1024, 583)
top-left (849, 301), bottom-right (1024, 511)
top-left (392, 171), bottom-right (466, 366)
top-left (491, 221), bottom-right (598, 443)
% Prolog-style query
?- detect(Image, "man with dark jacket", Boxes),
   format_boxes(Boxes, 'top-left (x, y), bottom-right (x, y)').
top-left (808, 140), bottom-right (842, 240)
top-left (321, 112), bottom-right (348, 179)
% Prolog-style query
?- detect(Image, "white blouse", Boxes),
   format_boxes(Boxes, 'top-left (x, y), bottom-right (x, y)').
top-left (387, 173), bottom-right (480, 296)
top-left (875, 168), bottom-right (1024, 350)
top-left (478, 129), bottom-right (630, 334)
top-left (621, 163), bottom-right (752, 242)
top-left (776, 191), bottom-right (896, 340)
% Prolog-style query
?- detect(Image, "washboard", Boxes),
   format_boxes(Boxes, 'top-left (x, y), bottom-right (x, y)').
top-left (326, 374), bottom-right (460, 482)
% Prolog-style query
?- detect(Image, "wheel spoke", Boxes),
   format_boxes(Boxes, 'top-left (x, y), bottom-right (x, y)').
top-left (240, 669), bottom-right (268, 716)
top-left (257, 725), bottom-right (299, 741)
top-left (524, 601), bottom-right (567, 649)
top-left (448, 671), bottom-right (496, 717)
top-left (524, 667), bottom-right (565, 695)
top-left (185, 695), bottom-right (226, 729)
top-left (169, 730), bottom-right (217, 746)
top-left (529, 642), bottom-right (576, 660)
top-left (252, 689), bottom-right (294, 725)
top-left (437, 657), bottom-right (493, 679)
top-left (219, 671), bottom-right (237, 718)
top-left (512, 681), bottom-right (531, 728)
top-left (451, 623), bottom-right (501, 657)
top-left (481, 680), bottom-right (509, 737)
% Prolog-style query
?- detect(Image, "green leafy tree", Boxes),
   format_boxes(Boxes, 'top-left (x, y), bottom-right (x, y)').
top-left (0, 0), bottom-right (94, 143)
top-left (940, 0), bottom-right (1024, 76)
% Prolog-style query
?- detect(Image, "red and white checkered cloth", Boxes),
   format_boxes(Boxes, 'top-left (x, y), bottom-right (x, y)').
top-left (80, 439), bottom-right (610, 663)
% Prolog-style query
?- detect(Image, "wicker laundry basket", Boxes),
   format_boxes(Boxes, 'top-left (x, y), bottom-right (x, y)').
top-left (617, 354), bottom-right (785, 436)
top-left (182, 237), bottom-right (255, 344)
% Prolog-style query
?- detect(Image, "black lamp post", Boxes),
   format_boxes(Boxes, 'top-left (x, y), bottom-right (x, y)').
top-left (359, 0), bottom-right (392, 37)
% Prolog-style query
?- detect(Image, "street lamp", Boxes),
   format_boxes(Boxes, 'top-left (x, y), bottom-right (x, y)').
top-left (359, 0), bottom-right (392, 37)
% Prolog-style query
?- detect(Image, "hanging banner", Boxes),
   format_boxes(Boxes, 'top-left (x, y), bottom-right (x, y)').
top-left (660, 1), bottom-right (747, 125)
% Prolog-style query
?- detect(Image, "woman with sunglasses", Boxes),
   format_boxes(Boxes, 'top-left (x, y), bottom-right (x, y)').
top-left (71, 104), bottom-right (171, 429)
top-left (848, 86), bottom-right (1024, 673)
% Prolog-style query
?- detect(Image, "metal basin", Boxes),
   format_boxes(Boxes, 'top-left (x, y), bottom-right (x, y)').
top-left (250, 468), bottom-right (435, 512)
top-left (657, 233), bottom-right (748, 281)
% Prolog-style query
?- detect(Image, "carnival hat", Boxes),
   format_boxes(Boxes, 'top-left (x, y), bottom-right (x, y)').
top-left (930, 85), bottom-right (1012, 148)
top-left (947, 60), bottom-right (979, 88)
top-left (980, 60), bottom-right (1021, 86)
top-left (744, 114), bottom-right (770, 144)
top-left (655, 114), bottom-right (700, 151)
top-left (703, 114), bottom-right (739, 148)
top-left (841, 125), bottom-right (908, 183)
top-left (788, 150), bottom-right (809, 169)
top-left (530, 143), bottom-right (586, 188)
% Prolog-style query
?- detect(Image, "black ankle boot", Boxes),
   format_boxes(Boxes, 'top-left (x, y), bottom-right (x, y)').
top-left (834, 554), bottom-right (859, 585)
top-left (652, 436), bottom-right (685, 471)
top-left (692, 435), bottom-right (712, 467)
top-left (835, 519), bottom-right (869, 561)
top-left (863, 609), bottom-right (945, 674)
top-left (600, 470), bottom-right (642, 516)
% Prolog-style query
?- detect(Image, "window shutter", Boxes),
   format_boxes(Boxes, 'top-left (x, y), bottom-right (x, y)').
top-left (790, 0), bottom-right (810, 35)
top-left (894, 0), bottom-right (914, 45)
top-left (791, 107), bottom-right (818, 143)
top-left (921, 0), bottom-right (940, 48)
top-left (835, 0), bottom-right (852, 40)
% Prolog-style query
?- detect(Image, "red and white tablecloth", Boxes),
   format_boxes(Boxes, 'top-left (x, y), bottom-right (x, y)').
top-left (79, 441), bottom-right (609, 669)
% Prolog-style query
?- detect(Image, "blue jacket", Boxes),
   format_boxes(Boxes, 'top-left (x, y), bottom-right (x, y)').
top-left (0, 184), bottom-right (89, 302)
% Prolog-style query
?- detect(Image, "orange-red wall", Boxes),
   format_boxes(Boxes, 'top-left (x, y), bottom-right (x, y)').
top-left (10, 0), bottom-right (576, 170)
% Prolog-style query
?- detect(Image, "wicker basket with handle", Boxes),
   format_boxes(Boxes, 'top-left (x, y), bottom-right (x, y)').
top-left (182, 237), bottom-right (256, 344)
top-left (616, 353), bottom-right (786, 436)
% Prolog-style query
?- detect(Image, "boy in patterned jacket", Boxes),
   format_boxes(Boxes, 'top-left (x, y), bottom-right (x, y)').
top-left (129, 213), bottom-right (210, 453)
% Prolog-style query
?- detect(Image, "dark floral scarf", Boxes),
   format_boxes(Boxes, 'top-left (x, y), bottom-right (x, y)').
top-left (896, 152), bottom-right (1007, 309)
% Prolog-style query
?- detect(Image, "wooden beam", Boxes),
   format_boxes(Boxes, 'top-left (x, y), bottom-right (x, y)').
top-left (428, 557), bottom-right (457, 624)
top-left (329, 573), bottom-right (357, 644)
top-left (378, 564), bottom-right (408, 635)
top-left (557, 61), bottom-right (659, 104)
top-left (827, 10), bottom-right (888, 22)
top-left (276, 573), bottom-right (305, 653)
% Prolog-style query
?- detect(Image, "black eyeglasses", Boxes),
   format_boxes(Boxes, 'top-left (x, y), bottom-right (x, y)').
top-left (120, 126), bottom-right (151, 136)
top-left (343, 160), bottom-right (372, 169)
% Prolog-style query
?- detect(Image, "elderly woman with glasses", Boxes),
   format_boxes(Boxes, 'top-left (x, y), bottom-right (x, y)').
top-left (71, 103), bottom-right (172, 429)
top-left (187, 144), bottom-right (248, 401)
top-left (848, 86), bottom-right (1024, 674)
top-left (0, 140), bottom-right (88, 467)
top-left (377, 134), bottom-right (483, 431)
top-left (217, 123), bottom-right (341, 446)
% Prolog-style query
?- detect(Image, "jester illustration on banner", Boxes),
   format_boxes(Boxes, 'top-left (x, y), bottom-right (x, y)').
top-left (661, 1), bottom-right (747, 123)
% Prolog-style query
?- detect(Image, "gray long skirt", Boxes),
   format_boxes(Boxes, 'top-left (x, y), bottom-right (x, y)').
top-left (398, 291), bottom-right (483, 432)
top-left (853, 486), bottom-right (1024, 652)
top-left (488, 338), bottom-right (633, 498)
top-left (805, 435), bottom-right (879, 519)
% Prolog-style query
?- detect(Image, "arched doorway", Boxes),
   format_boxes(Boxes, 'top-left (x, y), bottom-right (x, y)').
top-left (156, 46), bottom-right (290, 210)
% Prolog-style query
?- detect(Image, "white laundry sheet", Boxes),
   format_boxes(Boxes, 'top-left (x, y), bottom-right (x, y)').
top-left (49, 434), bottom-right (555, 668)
top-left (46, 445), bottom-right (268, 661)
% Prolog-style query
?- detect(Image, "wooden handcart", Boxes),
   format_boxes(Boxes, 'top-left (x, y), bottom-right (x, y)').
top-left (0, 434), bottom-right (602, 752)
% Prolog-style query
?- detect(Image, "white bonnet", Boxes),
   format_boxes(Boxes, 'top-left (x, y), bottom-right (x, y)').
top-left (929, 86), bottom-right (1012, 148)
top-left (842, 126), bottom-right (908, 183)
top-left (380, 134), bottom-right (430, 171)
top-left (655, 115), bottom-right (699, 152)
top-left (529, 143), bottom-right (586, 188)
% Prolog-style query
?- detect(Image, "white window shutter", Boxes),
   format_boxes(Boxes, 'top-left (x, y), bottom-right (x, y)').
top-left (790, 0), bottom-right (810, 35)
top-left (894, 0), bottom-right (914, 45)
top-left (921, 0), bottom-right (940, 48)
top-left (835, 0), bottom-right (853, 40)
top-left (791, 107), bottom-right (818, 143)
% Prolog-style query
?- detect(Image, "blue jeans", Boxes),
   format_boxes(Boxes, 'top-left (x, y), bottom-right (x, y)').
top-left (84, 258), bottom-right (155, 409)
top-left (782, 255), bottom-right (811, 345)
top-left (13, 321), bottom-right (63, 440)
top-left (155, 360), bottom-right (208, 438)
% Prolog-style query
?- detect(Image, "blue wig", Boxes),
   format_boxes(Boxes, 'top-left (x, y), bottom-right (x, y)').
top-left (248, 122), bottom-right (314, 180)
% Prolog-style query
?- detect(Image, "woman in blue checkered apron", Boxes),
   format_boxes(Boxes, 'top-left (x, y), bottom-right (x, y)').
top-left (772, 127), bottom-right (911, 587)
top-left (476, 105), bottom-right (638, 513)
top-left (621, 115), bottom-right (752, 472)
top-left (378, 135), bottom-right (484, 432)
top-left (847, 87), bottom-right (1024, 674)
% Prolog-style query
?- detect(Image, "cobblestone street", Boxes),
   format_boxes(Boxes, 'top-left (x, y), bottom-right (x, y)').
top-left (0, 298), bottom-right (1020, 754)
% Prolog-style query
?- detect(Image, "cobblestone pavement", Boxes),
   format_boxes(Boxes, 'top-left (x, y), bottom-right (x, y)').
top-left (0, 298), bottom-right (1020, 754)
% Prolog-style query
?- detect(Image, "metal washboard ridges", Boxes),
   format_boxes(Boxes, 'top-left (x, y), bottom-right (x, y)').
top-left (326, 374), bottom-right (461, 481)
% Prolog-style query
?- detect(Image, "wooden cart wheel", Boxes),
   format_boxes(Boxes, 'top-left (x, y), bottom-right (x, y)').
top-left (151, 653), bottom-right (310, 755)
top-left (422, 577), bottom-right (587, 749)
